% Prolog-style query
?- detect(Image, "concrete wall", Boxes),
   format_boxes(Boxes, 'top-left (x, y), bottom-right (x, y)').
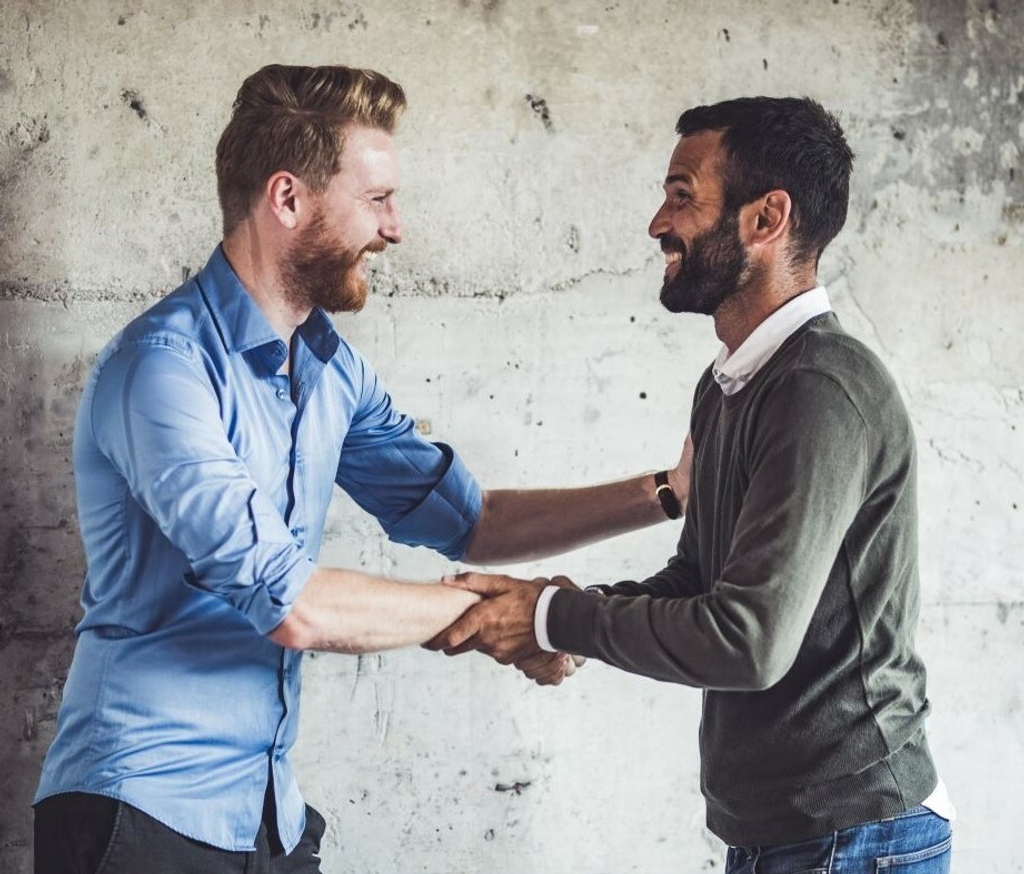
top-left (1, 0), bottom-right (1021, 871)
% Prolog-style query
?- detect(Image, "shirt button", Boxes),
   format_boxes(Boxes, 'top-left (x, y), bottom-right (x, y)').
top-left (276, 388), bottom-right (288, 400)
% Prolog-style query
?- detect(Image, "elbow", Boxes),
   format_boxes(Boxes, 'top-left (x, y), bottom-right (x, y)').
top-left (730, 643), bottom-right (795, 691)
top-left (739, 664), bottom-right (788, 692)
top-left (266, 604), bottom-right (374, 655)
top-left (268, 607), bottom-right (318, 652)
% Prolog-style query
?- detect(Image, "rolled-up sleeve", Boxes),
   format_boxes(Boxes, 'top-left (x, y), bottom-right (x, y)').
top-left (91, 338), bottom-right (311, 634)
top-left (334, 358), bottom-right (482, 561)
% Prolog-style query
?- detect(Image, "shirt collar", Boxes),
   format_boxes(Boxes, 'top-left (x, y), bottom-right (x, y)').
top-left (712, 286), bottom-right (831, 395)
top-left (196, 245), bottom-right (340, 365)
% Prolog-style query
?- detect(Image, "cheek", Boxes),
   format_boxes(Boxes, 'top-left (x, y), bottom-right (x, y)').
top-left (667, 221), bottom-right (690, 245)
top-left (352, 211), bottom-right (381, 247)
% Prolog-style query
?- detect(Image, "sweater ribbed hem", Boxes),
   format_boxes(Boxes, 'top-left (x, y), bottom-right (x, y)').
top-left (705, 726), bottom-right (937, 847)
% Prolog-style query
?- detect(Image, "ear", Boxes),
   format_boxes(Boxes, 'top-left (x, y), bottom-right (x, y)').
top-left (744, 189), bottom-right (792, 248)
top-left (265, 171), bottom-right (304, 230)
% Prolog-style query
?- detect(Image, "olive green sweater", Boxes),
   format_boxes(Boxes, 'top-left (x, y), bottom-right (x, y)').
top-left (548, 313), bottom-right (937, 846)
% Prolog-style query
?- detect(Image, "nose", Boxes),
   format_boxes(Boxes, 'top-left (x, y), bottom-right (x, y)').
top-left (381, 200), bottom-right (402, 245)
top-left (648, 201), bottom-right (670, 239)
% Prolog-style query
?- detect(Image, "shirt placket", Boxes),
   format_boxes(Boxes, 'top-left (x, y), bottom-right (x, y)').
top-left (270, 338), bottom-right (328, 820)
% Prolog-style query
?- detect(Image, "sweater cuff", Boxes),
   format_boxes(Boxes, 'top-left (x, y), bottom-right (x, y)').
top-left (547, 587), bottom-right (603, 656)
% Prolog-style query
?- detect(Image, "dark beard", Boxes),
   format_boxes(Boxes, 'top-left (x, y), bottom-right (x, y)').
top-left (659, 209), bottom-right (748, 316)
top-left (282, 212), bottom-right (381, 314)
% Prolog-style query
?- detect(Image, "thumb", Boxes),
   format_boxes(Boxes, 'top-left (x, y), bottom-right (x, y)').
top-left (550, 575), bottom-right (580, 591)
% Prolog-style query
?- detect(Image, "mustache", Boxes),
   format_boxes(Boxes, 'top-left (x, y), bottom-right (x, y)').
top-left (660, 235), bottom-right (684, 255)
top-left (364, 239), bottom-right (388, 255)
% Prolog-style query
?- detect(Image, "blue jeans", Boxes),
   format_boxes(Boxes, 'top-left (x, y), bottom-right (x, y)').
top-left (724, 806), bottom-right (952, 873)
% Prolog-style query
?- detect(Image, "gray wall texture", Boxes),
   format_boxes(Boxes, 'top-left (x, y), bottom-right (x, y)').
top-left (1, 1), bottom-right (1022, 872)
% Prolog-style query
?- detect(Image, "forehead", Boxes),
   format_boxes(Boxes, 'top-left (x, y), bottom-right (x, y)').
top-left (666, 129), bottom-right (725, 188)
top-left (335, 124), bottom-right (399, 188)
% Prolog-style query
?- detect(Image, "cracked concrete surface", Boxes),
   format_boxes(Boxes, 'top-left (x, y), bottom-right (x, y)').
top-left (1, 1), bottom-right (1022, 872)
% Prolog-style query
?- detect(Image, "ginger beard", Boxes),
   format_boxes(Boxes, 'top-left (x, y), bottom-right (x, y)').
top-left (659, 208), bottom-right (750, 316)
top-left (282, 207), bottom-right (386, 314)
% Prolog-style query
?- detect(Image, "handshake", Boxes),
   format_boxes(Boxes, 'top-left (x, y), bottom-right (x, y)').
top-left (424, 573), bottom-right (587, 686)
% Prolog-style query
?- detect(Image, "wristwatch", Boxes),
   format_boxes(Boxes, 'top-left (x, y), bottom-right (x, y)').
top-left (654, 470), bottom-right (682, 519)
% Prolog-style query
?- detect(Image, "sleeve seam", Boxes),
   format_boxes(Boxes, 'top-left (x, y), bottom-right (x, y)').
top-left (90, 335), bottom-right (205, 452)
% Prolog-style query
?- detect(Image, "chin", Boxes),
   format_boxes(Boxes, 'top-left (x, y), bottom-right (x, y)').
top-left (319, 274), bottom-right (368, 314)
top-left (659, 282), bottom-right (691, 314)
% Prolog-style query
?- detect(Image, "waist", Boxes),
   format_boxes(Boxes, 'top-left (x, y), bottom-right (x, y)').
top-left (37, 628), bottom-right (303, 796)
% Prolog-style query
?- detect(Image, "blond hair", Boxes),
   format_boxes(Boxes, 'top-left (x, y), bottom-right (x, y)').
top-left (215, 64), bottom-right (407, 236)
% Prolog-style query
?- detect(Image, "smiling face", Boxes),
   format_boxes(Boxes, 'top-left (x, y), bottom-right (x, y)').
top-left (281, 124), bottom-right (402, 314)
top-left (648, 130), bottom-right (751, 316)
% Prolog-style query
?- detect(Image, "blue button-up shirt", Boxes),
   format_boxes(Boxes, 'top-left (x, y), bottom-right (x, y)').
top-left (35, 247), bottom-right (482, 852)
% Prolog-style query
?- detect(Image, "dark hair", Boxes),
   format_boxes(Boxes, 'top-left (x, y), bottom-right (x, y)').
top-left (216, 64), bottom-right (407, 237)
top-left (676, 96), bottom-right (854, 264)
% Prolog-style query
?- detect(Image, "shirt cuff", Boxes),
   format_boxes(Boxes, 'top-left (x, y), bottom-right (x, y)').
top-left (534, 585), bottom-right (560, 653)
top-left (247, 556), bottom-right (317, 636)
top-left (384, 444), bottom-right (483, 561)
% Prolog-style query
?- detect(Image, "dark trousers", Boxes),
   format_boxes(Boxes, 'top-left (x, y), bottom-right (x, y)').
top-left (34, 792), bottom-right (326, 874)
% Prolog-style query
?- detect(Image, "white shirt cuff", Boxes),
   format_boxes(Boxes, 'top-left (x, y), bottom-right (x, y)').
top-left (533, 585), bottom-right (560, 653)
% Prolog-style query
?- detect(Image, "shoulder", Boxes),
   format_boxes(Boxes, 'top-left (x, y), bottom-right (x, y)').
top-left (114, 281), bottom-right (210, 355)
top-left (105, 281), bottom-right (216, 361)
top-left (91, 282), bottom-right (219, 393)
top-left (775, 315), bottom-right (905, 420)
top-left (756, 316), bottom-right (914, 461)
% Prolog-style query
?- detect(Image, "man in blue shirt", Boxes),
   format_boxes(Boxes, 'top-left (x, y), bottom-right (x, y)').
top-left (33, 64), bottom-right (691, 873)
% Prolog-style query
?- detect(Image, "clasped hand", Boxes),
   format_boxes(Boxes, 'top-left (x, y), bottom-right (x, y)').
top-left (424, 573), bottom-right (584, 686)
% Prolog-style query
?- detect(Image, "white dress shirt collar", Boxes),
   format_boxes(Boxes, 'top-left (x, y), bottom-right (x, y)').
top-left (712, 286), bottom-right (832, 396)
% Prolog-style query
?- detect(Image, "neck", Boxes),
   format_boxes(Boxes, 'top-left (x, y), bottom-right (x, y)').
top-left (714, 264), bottom-right (818, 354)
top-left (222, 223), bottom-right (310, 346)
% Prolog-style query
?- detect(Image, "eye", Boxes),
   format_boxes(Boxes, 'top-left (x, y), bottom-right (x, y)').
top-left (673, 188), bottom-right (692, 203)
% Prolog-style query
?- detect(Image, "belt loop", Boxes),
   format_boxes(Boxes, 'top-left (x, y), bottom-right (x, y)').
top-left (826, 830), bottom-right (838, 872)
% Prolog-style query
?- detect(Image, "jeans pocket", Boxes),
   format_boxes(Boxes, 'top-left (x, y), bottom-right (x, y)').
top-left (751, 833), bottom-right (835, 874)
top-left (875, 833), bottom-right (952, 871)
top-left (92, 802), bottom-right (126, 874)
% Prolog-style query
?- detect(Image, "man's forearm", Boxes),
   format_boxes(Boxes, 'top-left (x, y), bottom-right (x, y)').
top-left (464, 473), bottom-right (668, 565)
top-left (269, 567), bottom-right (480, 653)
top-left (464, 433), bottom-right (693, 565)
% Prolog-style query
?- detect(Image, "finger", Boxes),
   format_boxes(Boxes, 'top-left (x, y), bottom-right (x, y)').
top-left (533, 667), bottom-right (565, 686)
top-left (514, 651), bottom-right (556, 674)
top-left (550, 575), bottom-right (580, 591)
top-left (444, 633), bottom-right (482, 657)
top-left (491, 638), bottom-right (541, 666)
top-left (515, 651), bottom-right (567, 681)
top-left (570, 654), bottom-right (587, 668)
top-left (526, 659), bottom-right (566, 684)
top-left (492, 649), bottom-right (517, 666)
top-left (563, 655), bottom-right (577, 678)
top-left (422, 612), bottom-right (479, 652)
top-left (443, 572), bottom-right (518, 597)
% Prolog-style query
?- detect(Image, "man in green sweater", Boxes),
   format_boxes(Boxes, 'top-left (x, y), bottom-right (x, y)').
top-left (428, 97), bottom-right (953, 872)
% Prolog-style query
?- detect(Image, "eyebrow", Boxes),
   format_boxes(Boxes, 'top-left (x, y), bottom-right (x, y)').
top-left (664, 173), bottom-right (696, 186)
